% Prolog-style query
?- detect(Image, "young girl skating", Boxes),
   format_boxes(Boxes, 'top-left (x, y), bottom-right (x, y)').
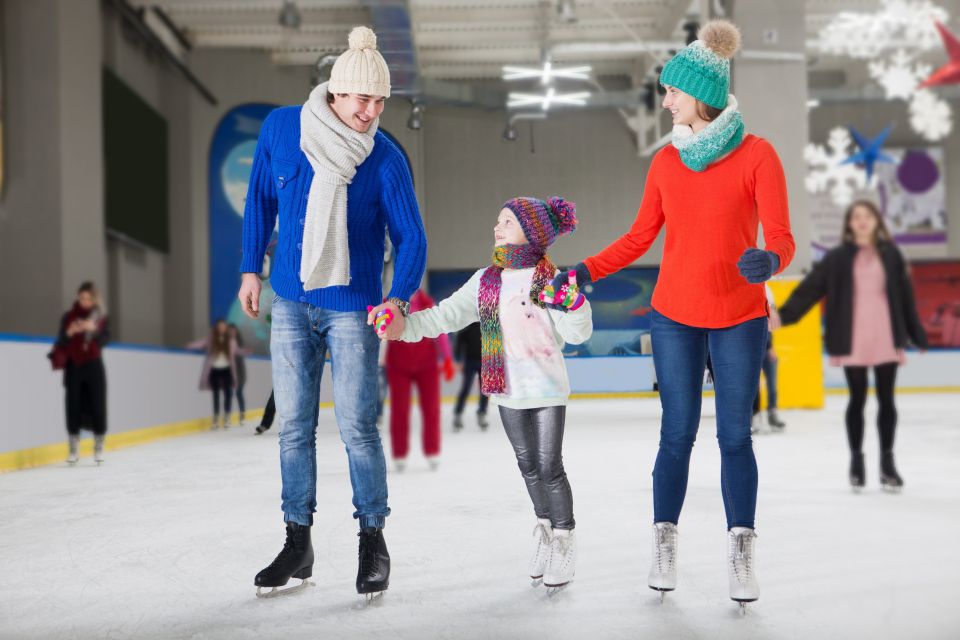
top-left (384, 196), bottom-right (592, 589)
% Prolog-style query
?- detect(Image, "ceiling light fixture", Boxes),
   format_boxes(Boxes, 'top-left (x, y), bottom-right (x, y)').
top-left (507, 87), bottom-right (591, 111)
top-left (278, 0), bottom-right (301, 30)
top-left (502, 61), bottom-right (592, 84)
top-left (407, 103), bottom-right (423, 130)
top-left (557, 0), bottom-right (577, 24)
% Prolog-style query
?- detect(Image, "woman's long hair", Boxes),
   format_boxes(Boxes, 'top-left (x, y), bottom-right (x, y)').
top-left (209, 320), bottom-right (230, 357)
top-left (842, 199), bottom-right (892, 245)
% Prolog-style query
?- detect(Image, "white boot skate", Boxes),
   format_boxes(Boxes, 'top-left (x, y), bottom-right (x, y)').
top-left (648, 522), bottom-right (678, 601)
top-left (543, 528), bottom-right (576, 592)
top-left (93, 435), bottom-right (105, 465)
top-left (728, 527), bottom-right (759, 613)
top-left (66, 435), bottom-right (80, 465)
top-left (528, 519), bottom-right (552, 585)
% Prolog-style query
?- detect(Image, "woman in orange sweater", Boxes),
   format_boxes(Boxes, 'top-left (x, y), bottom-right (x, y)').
top-left (552, 20), bottom-right (794, 609)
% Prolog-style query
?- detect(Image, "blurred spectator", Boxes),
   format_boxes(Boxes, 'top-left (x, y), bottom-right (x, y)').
top-left (187, 319), bottom-right (240, 431)
top-left (385, 290), bottom-right (454, 471)
top-left (452, 322), bottom-right (489, 431)
top-left (55, 281), bottom-right (110, 465)
top-left (779, 200), bottom-right (928, 491)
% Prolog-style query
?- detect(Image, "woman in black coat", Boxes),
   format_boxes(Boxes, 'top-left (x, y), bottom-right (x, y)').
top-left (778, 200), bottom-right (927, 491)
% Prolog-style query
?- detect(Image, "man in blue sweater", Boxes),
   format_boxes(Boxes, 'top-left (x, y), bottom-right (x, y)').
top-left (238, 26), bottom-right (426, 599)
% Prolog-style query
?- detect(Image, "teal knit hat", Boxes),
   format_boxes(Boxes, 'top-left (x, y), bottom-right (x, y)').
top-left (660, 20), bottom-right (741, 110)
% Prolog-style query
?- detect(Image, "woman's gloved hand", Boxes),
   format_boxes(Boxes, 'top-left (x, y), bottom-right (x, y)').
top-left (737, 248), bottom-right (779, 284)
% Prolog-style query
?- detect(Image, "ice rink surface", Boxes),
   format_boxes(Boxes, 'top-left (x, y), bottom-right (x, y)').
top-left (2, 394), bottom-right (959, 640)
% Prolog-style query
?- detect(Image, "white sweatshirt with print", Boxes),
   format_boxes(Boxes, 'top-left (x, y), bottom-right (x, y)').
top-left (399, 267), bottom-right (593, 409)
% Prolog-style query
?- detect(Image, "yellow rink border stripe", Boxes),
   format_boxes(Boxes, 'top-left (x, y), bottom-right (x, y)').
top-left (0, 409), bottom-right (265, 474)
top-left (4, 386), bottom-right (958, 473)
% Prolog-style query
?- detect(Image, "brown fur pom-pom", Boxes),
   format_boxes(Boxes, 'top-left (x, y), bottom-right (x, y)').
top-left (698, 19), bottom-right (741, 59)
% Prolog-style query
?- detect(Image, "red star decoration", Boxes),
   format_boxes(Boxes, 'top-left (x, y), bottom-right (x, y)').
top-left (919, 21), bottom-right (960, 88)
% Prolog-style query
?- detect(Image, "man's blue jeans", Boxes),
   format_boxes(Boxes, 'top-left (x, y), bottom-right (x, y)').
top-left (650, 309), bottom-right (767, 529)
top-left (271, 297), bottom-right (389, 529)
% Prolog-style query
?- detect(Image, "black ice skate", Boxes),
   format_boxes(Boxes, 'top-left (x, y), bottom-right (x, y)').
top-left (849, 452), bottom-right (866, 492)
top-left (254, 522), bottom-right (315, 598)
top-left (356, 527), bottom-right (390, 602)
top-left (880, 451), bottom-right (904, 492)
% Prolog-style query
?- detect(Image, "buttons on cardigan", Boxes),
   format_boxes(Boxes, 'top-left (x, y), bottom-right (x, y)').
top-left (277, 176), bottom-right (287, 189)
top-left (299, 218), bottom-right (305, 226)
top-left (297, 242), bottom-right (302, 250)
top-left (299, 296), bottom-right (307, 302)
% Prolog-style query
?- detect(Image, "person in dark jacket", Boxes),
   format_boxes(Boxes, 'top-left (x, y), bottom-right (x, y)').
top-left (57, 281), bottom-right (110, 465)
top-left (452, 322), bottom-right (489, 431)
top-left (778, 200), bottom-right (928, 491)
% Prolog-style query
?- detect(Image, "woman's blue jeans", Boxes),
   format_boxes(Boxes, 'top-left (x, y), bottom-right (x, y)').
top-left (650, 309), bottom-right (767, 529)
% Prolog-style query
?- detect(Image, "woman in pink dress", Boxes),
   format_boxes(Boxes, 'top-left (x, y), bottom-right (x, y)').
top-left (778, 200), bottom-right (927, 491)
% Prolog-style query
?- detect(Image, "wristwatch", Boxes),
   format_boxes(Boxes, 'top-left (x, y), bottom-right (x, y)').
top-left (387, 297), bottom-right (410, 317)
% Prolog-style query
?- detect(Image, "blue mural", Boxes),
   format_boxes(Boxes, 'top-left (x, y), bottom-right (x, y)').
top-left (428, 266), bottom-right (660, 357)
top-left (208, 103), bottom-right (278, 354)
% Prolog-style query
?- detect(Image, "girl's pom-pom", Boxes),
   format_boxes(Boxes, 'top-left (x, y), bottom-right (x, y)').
top-left (548, 196), bottom-right (577, 235)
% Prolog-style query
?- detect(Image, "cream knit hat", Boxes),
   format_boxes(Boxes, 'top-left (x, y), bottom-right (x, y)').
top-left (328, 26), bottom-right (391, 98)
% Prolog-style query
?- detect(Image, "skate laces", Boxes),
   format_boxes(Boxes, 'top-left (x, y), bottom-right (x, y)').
top-left (655, 525), bottom-right (677, 572)
top-left (533, 522), bottom-right (552, 546)
top-left (358, 530), bottom-right (380, 575)
top-left (730, 530), bottom-right (756, 583)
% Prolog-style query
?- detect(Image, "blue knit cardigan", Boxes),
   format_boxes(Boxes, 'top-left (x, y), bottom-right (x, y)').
top-left (240, 106), bottom-right (426, 310)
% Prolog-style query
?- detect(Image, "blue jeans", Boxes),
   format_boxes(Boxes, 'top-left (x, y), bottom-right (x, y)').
top-left (650, 309), bottom-right (767, 529)
top-left (271, 298), bottom-right (389, 529)
top-left (761, 333), bottom-right (777, 409)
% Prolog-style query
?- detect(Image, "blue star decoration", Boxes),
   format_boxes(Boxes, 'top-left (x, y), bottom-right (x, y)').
top-left (842, 125), bottom-right (897, 182)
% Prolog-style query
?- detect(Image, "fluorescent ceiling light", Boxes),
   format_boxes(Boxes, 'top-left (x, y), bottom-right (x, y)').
top-left (502, 61), bottom-right (593, 84)
top-left (507, 87), bottom-right (592, 111)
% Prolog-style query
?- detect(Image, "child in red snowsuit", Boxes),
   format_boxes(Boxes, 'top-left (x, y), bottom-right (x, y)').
top-left (385, 289), bottom-right (454, 470)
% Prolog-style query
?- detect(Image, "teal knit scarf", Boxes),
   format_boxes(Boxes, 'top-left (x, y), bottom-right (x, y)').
top-left (671, 94), bottom-right (744, 172)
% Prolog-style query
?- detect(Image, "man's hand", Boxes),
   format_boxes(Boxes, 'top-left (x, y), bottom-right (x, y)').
top-left (367, 301), bottom-right (405, 340)
top-left (238, 273), bottom-right (262, 319)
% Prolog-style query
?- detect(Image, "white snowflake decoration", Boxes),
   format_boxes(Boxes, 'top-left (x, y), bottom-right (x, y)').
top-left (818, 0), bottom-right (947, 58)
top-left (909, 88), bottom-right (953, 139)
top-left (868, 49), bottom-right (932, 100)
top-left (805, 127), bottom-right (870, 207)
top-left (817, 0), bottom-right (953, 141)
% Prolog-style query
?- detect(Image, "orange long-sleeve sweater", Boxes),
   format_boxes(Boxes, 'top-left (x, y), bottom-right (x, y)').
top-left (585, 134), bottom-right (795, 328)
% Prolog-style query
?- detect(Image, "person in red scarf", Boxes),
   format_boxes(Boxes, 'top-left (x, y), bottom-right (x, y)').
top-left (56, 281), bottom-right (110, 465)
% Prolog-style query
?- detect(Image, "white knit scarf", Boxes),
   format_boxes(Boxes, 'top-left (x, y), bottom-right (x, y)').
top-left (299, 82), bottom-right (378, 290)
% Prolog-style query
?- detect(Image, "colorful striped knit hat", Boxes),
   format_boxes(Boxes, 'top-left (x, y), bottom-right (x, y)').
top-left (503, 196), bottom-right (577, 249)
top-left (659, 19), bottom-right (741, 109)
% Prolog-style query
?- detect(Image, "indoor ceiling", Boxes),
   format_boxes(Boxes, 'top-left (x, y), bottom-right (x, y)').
top-left (125, 0), bottom-right (960, 101)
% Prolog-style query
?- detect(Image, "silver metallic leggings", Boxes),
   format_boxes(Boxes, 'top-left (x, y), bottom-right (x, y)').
top-left (498, 405), bottom-right (575, 530)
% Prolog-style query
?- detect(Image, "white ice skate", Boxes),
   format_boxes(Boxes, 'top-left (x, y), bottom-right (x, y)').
top-left (66, 436), bottom-right (79, 466)
top-left (543, 529), bottom-right (576, 593)
top-left (394, 459), bottom-right (407, 473)
top-left (648, 522), bottom-right (678, 601)
top-left (93, 436), bottom-right (104, 466)
top-left (211, 415), bottom-right (220, 431)
top-left (528, 519), bottom-right (553, 586)
top-left (426, 456), bottom-right (440, 472)
top-left (728, 527), bottom-right (759, 614)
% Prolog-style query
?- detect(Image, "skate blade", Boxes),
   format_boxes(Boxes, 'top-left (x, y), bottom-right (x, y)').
top-left (530, 576), bottom-right (544, 588)
top-left (354, 591), bottom-right (385, 607)
top-left (733, 597), bottom-right (757, 615)
top-left (648, 586), bottom-right (674, 603)
top-left (880, 482), bottom-right (903, 494)
top-left (255, 579), bottom-right (314, 599)
top-left (544, 582), bottom-right (570, 596)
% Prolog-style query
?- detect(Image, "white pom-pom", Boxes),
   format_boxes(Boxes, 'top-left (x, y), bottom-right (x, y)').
top-left (348, 26), bottom-right (378, 51)
top-left (698, 19), bottom-right (741, 59)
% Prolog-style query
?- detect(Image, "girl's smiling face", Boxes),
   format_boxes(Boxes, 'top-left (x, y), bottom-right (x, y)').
top-left (494, 208), bottom-right (528, 247)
